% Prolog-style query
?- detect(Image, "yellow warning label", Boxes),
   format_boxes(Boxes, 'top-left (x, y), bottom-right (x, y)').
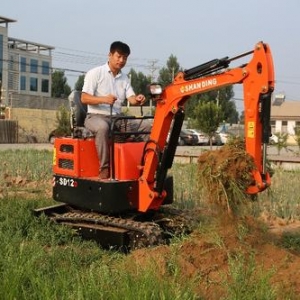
top-left (53, 148), bottom-right (56, 166)
top-left (248, 121), bottom-right (255, 138)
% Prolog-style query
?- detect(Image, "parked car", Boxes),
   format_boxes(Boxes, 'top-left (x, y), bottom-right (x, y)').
top-left (217, 131), bottom-right (229, 144)
top-left (211, 132), bottom-right (223, 145)
top-left (178, 129), bottom-right (198, 146)
top-left (188, 129), bottom-right (209, 145)
top-left (269, 133), bottom-right (278, 144)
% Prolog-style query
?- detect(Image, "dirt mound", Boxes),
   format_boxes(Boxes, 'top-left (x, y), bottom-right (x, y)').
top-left (129, 214), bottom-right (300, 299)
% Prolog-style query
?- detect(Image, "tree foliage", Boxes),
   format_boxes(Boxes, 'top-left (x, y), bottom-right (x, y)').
top-left (158, 55), bottom-right (182, 87)
top-left (129, 69), bottom-right (151, 96)
top-left (185, 86), bottom-right (238, 133)
top-left (194, 101), bottom-right (223, 138)
top-left (294, 127), bottom-right (300, 150)
top-left (273, 132), bottom-right (288, 155)
top-left (55, 105), bottom-right (71, 136)
top-left (51, 70), bottom-right (71, 98)
top-left (74, 74), bottom-right (85, 91)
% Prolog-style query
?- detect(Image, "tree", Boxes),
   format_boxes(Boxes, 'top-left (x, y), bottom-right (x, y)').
top-left (199, 86), bottom-right (238, 124)
top-left (194, 101), bottom-right (223, 148)
top-left (74, 74), bottom-right (85, 91)
top-left (54, 105), bottom-right (71, 136)
top-left (51, 70), bottom-right (71, 98)
top-left (273, 132), bottom-right (288, 155)
top-left (157, 54), bottom-right (182, 88)
top-left (129, 69), bottom-right (151, 96)
top-left (185, 86), bottom-right (238, 137)
top-left (294, 127), bottom-right (300, 151)
top-left (239, 110), bottom-right (245, 123)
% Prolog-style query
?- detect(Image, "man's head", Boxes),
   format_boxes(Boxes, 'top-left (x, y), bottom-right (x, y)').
top-left (108, 41), bottom-right (131, 74)
top-left (110, 41), bottom-right (131, 56)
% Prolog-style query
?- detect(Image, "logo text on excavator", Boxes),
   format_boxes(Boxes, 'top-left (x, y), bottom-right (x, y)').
top-left (180, 78), bottom-right (217, 93)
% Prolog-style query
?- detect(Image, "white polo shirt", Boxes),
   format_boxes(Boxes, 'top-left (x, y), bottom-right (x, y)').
top-left (82, 62), bottom-right (135, 115)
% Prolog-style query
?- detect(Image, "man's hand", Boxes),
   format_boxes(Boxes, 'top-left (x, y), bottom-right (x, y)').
top-left (105, 94), bottom-right (117, 105)
top-left (135, 94), bottom-right (146, 105)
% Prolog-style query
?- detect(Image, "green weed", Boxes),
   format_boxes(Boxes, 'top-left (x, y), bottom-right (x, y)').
top-left (223, 253), bottom-right (276, 300)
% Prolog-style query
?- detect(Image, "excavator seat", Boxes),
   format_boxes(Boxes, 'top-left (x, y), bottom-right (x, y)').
top-left (68, 90), bottom-right (93, 138)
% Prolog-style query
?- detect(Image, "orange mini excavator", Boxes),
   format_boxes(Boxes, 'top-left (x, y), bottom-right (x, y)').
top-left (35, 41), bottom-right (275, 251)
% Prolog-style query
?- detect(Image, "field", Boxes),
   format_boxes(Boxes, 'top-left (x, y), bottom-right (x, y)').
top-left (1, 149), bottom-right (300, 299)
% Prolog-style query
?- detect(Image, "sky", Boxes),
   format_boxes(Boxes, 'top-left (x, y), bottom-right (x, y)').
top-left (2, 0), bottom-right (300, 112)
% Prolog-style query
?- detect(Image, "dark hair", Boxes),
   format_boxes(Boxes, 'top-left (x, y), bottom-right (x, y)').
top-left (110, 41), bottom-right (131, 56)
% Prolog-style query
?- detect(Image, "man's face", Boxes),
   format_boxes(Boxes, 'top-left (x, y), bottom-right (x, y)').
top-left (109, 51), bottom-right (128, 72)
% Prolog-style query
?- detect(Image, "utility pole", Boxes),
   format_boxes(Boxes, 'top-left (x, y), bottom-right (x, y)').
top-left (147, 59), bottom-right (159, 82)
top-left (147, 59), bottom-right (159, 115)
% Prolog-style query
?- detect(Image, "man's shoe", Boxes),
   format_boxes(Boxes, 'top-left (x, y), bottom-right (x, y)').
top-left (99, 168), bottom-right (110, 179)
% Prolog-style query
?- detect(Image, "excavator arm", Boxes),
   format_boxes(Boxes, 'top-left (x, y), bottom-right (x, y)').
top-left (138, 41), bottom-right (275, 212)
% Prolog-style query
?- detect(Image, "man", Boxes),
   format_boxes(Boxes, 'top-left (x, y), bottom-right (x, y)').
top-left (81, 41), bottom-right (151, 179)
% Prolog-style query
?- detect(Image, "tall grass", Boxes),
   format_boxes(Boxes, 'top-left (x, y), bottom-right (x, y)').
top-left (0, 149), bottom-right (199, 299)
top-left (1, 149), bottom-right (52, 181)
top-left (223, 253), bottom-right (276, 300)
top-left (0, 149), bottom-right (299, 299)
top-left (171, 163), bottom-right (300, 221)
top-left (258, 168), bottom-right (300, 220)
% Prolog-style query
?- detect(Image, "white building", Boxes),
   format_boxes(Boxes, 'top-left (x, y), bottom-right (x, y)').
top-left (271, 94), bottom-right (300, 135)
top-left (0, 15), bottom-right (54, 104)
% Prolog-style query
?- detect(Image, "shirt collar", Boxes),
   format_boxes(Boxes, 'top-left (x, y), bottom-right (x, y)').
top-left (105, 62), bottom-right (122, 77)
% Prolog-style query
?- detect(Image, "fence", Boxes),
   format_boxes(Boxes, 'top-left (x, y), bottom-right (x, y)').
top-left (0, 120), bottom-right (18, 143)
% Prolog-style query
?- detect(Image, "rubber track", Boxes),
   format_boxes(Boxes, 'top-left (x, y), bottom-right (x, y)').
top-left (51, 210), bottom-right (165, 248)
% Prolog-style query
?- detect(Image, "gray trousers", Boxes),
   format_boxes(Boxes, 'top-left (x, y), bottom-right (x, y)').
top-left (84, 113), bottom-right (151, 170)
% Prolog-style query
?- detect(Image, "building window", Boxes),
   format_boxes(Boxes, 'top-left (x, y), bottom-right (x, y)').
top-left (20, 57), bottom-right (27, 72)
top-left (41, 79), bottom-right (49, 93)
top-left (282, 120), bottom-right (288, 133)
top-left (8, 73), bottom-right (14, 89)
top-left (30, 59), bottom-right (38, 73)
top-left (270, 120), bottom-right (275, 133)
top-left (42, 61), bottom-right (50, 75)
top-left (20, 76), bottom-right (26, 90)
top-left (9, 55), bottom-right (14, 71)
top-left (30, 77), bottom-right (38, 91)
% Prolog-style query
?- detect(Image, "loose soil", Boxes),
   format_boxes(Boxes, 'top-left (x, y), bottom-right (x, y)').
top-left (129, 213), bottom-right (300, 299)
top-left (128, 143), bottom-right (300, 299)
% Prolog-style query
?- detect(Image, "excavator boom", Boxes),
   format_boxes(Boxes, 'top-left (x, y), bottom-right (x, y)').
top-left (138, 41), bottom-right (275, 212)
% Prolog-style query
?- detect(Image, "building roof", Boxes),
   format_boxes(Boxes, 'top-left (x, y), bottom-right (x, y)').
top-left (8, 37), bottom-right (54, 54)
top-left (0, 16), bottom-right (16, 24)
top-left (271, 100), bottom-right (300, 120)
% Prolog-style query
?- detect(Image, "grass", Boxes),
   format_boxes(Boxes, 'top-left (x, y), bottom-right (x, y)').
top-left (1, 149), bottom-right (300, 299)
top-left (224, 253), bottom-right (276, 300)
top-left (258, 168), bottom-right (300, 220)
